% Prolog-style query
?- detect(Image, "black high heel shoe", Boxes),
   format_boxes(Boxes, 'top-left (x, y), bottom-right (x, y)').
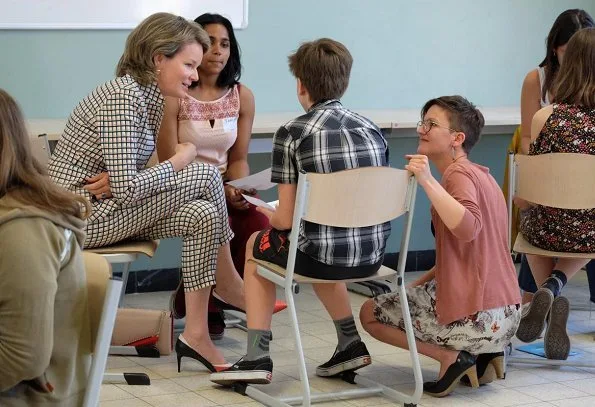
top-left (175, 335), bottom-right (231, 373)
top-left (461, 352), bottom-right (505, 386)
top-left (424, 351), bottom-right (478, 398)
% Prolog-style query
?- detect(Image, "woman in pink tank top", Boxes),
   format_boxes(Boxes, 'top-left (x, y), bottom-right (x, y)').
top-left (158, 14), bottom-right (274, 346)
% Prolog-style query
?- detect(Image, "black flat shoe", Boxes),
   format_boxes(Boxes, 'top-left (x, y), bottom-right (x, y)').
top-left (461, 352), bottom-right (505, 386)
top-left (424, 351), bottom-right (478, 397)
top-left (208, 311), bottom-right (226, 341)
top-left (212, 291), bottom-right (245, 313)
top-left (516, 288), bottom-right (554, 343)
top-left (175, 335), bottom-right (231, 373)
top-left (544, 296), bottom-right (570, 360)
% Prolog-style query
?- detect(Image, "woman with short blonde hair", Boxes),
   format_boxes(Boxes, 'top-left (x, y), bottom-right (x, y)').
top-left (48, 12), bottom-right (245, 372)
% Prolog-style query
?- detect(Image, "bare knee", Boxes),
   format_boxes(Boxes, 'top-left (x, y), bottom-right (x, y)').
top-left (245, 232), bottom-right (259, 260)
top-left (243, 232), bottom-right (260, 278)
top-left (312, 282), bottom-right (333, 297)
top-left (359, 300), bottom-right (376, 333)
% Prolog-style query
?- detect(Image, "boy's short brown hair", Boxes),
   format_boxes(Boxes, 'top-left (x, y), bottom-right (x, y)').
top-left (288, 38), bottom-right (353, 102)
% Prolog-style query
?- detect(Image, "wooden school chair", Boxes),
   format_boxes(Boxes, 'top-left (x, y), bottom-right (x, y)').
top-left (232, 166), bottom-right (423, 407)
top-left (507, 153), bottom-right (595, 369)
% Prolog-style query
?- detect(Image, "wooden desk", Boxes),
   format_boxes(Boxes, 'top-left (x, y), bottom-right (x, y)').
top-left (27, 106), bottom-right (519, 153)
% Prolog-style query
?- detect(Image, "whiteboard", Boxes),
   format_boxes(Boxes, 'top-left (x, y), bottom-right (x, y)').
top-left (0, 0), bottom-right (249, 29)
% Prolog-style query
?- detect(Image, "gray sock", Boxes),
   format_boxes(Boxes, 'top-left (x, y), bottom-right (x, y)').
top-left (245, 329), bottom-right (272, 361)
top-left (334, 316), bottom-right (361, 351)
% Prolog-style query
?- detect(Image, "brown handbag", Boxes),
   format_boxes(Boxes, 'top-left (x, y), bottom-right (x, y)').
top-left (111, 308), bottom-right (173, 356)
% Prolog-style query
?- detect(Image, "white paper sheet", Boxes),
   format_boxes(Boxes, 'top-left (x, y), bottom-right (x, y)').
top-left (242, 194), bottom-right (276, 210)
top-left (227, 168), bottom-right (275, 191)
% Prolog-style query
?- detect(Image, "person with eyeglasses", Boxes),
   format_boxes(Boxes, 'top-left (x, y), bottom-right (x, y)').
top-left (360, 96), bottom-right (521, 398)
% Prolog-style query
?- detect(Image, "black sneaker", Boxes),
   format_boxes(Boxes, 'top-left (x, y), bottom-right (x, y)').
top-left (544, 296), bottom-right (570, 360)
top-left (210, 356), bottom-right (273, 386)
top-left (515, 287), bottom-right (554, 343)
top-left (316, 340), bottom-right (372, 377)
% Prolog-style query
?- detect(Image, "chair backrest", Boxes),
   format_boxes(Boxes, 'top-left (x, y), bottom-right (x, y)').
top-left (514, 153), bottom-right (595, 210)
top-left (82, 252), bottom-right (122, 407)
top-left (282, 166), bottom-right (416, 283)
top-left (29, 134), bottom-right (51, 169)
top-left (300, 166), bottom-right (414, 228)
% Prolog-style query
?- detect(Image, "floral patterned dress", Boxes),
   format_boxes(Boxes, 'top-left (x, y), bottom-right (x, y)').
top-left (520, 103), bottom-right (595, 252)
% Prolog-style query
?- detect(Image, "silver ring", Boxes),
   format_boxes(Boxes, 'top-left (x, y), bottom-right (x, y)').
top-left (101, 192), bottom-right (107, 199)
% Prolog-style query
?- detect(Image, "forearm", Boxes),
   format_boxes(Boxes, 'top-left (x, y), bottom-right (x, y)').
top-left (157, 138), bottom-right (177, 162)
top-left (409, 266), bottom-right (435, 287)
top-left (268, 184), bottom-right (296, 231)
top-left (521, 136), bottom-right (531, 155)
top-left (225, 159), bottom-right (250, 181)
top-left (420, 178), bottom-right (466, 231)
top-left (269, 212), bottom-right (291, 231)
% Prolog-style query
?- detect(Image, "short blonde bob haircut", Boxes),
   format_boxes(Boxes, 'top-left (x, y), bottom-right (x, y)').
top-left (116, 12), bottom-right (210, 85)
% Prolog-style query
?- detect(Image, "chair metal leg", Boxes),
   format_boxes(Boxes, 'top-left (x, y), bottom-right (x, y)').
top-left (285, 285), bottom-right (311, 407)
top-left (83, 278), bottom-right (122, 407)
top-left (235, 269), bottom-right (424, 407)
top-left (118, 262), bottom-right (131, 306)
top-left (392, 282), bottom-right (424, 405)
top-left (224, 310), bottom-right (247, 332)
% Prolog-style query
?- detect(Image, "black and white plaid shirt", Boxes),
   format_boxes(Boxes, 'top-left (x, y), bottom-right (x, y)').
top-left (48, 75), bottom-right (178, 223)
top-left (271, 99), bottom-right (391, 267)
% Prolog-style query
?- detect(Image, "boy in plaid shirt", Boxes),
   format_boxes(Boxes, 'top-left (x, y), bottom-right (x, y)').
top-left (211, 38), bottom-right (390, 385)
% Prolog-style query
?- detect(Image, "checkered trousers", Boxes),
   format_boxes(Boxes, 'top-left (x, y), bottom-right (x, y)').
top-left (86, 163), bottom-right (233, 291)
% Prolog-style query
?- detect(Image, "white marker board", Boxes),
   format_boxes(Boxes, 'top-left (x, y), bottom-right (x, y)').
top-left (0, 0), bottom-right (248, 29)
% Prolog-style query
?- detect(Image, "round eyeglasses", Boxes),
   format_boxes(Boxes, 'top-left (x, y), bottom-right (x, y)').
top-left (416, 119), bottom-right (459, 134)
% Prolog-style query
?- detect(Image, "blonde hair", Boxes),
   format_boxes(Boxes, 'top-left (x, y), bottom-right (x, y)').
top-left (288, 38), bottom-right (353, 102)
top-left (552, 28), bottom-right (595, 108)
top-left (0, 89), bottom-right (90, 219)
top-left (116, 12), bottom-right (210, 85)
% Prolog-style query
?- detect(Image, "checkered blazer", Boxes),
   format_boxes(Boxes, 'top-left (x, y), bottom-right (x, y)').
top-left (271, 99), bottom-right (391, 267)
top-left (48, 75), bottom-right (177, 223)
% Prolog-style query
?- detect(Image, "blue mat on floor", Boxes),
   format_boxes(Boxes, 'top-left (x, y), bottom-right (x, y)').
top-left (516, 342), bottom-right (578, 358)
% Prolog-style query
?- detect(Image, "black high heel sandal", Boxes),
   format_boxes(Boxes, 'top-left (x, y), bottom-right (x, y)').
top-left (424, 351), bottom-right (478, 398)
top-left (461, 352), bottom-right (505, 386)
top-left (175, 335), bottom-right (231, 373)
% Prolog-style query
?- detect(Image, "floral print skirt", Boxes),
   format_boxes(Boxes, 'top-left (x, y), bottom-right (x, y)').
top-left (520, 205), bottom-right (595, 253)
top-left (372, 279), bottom-right (521, 354)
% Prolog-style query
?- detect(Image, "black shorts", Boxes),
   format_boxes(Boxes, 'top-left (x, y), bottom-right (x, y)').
top-left (252, 228), bottom-right (383, 280)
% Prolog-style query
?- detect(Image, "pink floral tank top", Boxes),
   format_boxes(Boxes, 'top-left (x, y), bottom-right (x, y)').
top-left (177, 84), bottom-right (240, 174)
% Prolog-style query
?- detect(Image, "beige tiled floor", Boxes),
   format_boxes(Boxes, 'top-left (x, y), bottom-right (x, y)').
top-left (101, 270), bottom-right (595, 407)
